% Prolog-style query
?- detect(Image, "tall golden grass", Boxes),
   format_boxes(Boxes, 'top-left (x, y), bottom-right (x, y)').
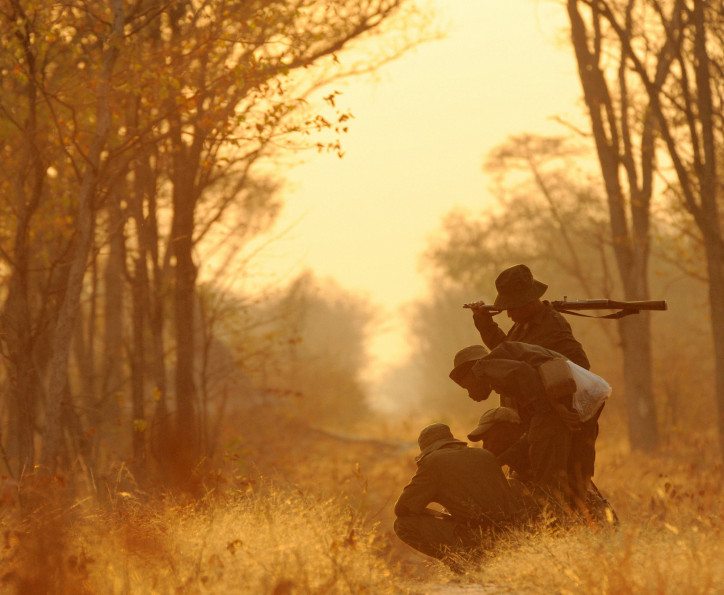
top-left (0, 482), bottom-right (399, 594)
top-left (0, 417), bottom-right (722, 594)
top-left (469, 438), bottom-right (724, 594)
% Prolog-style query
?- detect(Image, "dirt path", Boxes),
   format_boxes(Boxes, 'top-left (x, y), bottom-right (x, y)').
top-left (395, 557), bottom-right (512, 595)
top-left (402, 581), bottom-right (509, 594)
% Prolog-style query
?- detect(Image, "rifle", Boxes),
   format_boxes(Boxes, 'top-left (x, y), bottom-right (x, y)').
top-left (463, 298), bottom-right (668, 319)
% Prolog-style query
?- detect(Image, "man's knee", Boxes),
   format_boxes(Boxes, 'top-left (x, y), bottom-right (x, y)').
top-left (394, 516), bottom-right (444, 559)
top-left (394, 515), bottom-right (469, 561)
top-left (393, 516), bottom-right (415, 543)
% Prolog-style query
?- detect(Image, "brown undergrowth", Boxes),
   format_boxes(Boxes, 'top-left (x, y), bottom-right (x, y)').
top-left (462, 439), bottom-right (724, 594)
top-left (0, 412), bottom-right (722, 594)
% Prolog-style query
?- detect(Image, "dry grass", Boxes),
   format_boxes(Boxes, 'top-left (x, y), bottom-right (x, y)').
top-left (425, 431), bottom-right (724, 594)
top-left (0, 485), bottom-right (401, 594)
top-left (0, 418), bottom-right (722, 594)
top-left (473, 522), bottom-right (723, 594)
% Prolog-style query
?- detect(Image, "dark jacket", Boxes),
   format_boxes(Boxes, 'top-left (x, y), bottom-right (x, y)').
top-left (474, 301), bottom-right (590, 370)
top-left (471, 341), bottom-right (561, 418)
top-left (394, 444), bottom-right (522, 526)
top-left (497, 435), bottom-right (533, 482)
top-left (472, 341), bottom-right (577, 491)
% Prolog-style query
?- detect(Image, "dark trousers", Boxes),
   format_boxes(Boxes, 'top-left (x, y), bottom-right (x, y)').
top-left (394, 516), bottom-right (491, 569)
top-left (568, 404), bottom-right (604, 501)
top-left (527, 409), bottom-right (571, 496)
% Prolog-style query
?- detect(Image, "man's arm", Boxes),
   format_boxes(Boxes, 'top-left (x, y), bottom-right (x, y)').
top-left (491, 342), bottom-right (582, 429)
top-left (394, 465), bottom-right (438, 517)
top-left (422, 507), bottom-right (452, 519)
top-left (472, 357), bottom-right (551, 415)
top-left (471, 305), bottom-right (506, 349)
top-left (497, 434), bottom-right (532, 480)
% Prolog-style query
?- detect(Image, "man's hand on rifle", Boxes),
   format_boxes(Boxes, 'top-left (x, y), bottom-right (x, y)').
top-left (467, 300), bottom-right (495, 325)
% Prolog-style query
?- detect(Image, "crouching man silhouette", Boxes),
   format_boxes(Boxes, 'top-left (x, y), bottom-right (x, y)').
top-left (393, 423), bottom-right (525, 573)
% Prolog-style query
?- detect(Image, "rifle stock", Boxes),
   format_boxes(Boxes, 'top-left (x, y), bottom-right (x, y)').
top-left (463, 299), bottom-right (668, 319)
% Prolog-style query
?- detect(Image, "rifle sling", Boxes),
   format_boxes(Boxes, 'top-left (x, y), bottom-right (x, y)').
top-left (557, 308), bottom-right (640, 320)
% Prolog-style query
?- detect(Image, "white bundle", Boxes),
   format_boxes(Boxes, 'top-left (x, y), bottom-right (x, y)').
top-left (567, 361), bottom-right (612, 421)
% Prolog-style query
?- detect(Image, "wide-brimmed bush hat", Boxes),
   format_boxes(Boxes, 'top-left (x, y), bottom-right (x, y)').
top-left (467, 407), bottom-right (521, 442)
top-left (493, 264), bottom-right (548, 310)
top-left (416, 423), bottom-right (466, 461)
top-left (449, 344), bottom-right (489, 384)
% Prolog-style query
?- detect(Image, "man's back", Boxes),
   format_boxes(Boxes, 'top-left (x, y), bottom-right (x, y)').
top-left (393, 424), bottom-right (525, 571)
top-left (395, 445), bottom-right (521, 524)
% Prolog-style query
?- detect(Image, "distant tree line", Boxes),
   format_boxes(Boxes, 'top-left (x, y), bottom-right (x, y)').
top-left (398, 0), bottom-right (724, 460)
top-left (0, 0), bottom-right (417, 491)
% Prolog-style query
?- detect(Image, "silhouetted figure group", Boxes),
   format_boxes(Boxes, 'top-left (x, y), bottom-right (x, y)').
top-left (393, 264), bottom-right (617, 573)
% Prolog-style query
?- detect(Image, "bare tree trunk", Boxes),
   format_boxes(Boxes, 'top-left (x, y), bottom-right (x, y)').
top-left (170, 175), bottom-right (200, 485)
top-left (0, 0), bottom-right (49, 473)
top-left (567, 0), bottom-right (659, 450)
top-left (639, 0), bottom-right (724, 459)
top-left (42, 0), bottom-right (125, 472)
top-left (42, 182), bottom-right (97, 471)
top-left (617, 222), bottom-right (657, 449)
top-left (619, 314), bottom-right (656, 445)
top-left (126, 134), bottom-right (162, 481)
top-left (73, 251), bottom-right (97, 420)
top-left (690, 2), bottom-right (724, 459)
top-left (166, 64), bottom-right (204, 486)
top-left (3, 249), bottom-right (39, 473)
top-left (130, 256), bottom-right (148, 476)
top-left (101, 190), bottom-right (125, 424)
top-left (579, 0), bottom-right (724, 457)
top-left (707, 263), bottom-right (724, 459)
top-left (146, 178), bottom-right (169, 419)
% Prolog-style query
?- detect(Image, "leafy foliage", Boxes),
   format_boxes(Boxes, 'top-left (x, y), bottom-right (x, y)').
top-left (0, 0), bottom-right (419, 479)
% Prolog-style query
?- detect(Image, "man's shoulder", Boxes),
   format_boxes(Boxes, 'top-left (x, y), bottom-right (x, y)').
top-left (425, 445), bottom-right (498, 467)
top-left (538, 302), bottom-right (574, 331)
top-left (494, 340), bottom-right (563, 360)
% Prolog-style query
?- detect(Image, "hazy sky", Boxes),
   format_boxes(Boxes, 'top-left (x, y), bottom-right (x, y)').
top-left (260, 0), bottom-right (586, 371)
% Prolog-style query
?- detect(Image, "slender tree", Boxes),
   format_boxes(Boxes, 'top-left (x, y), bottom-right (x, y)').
top-left (1, 0), bottom-right (423, 481)
top-left (578, 0), bottom-right (724, 458)
top-left (41, 0), bottom-right (126, 472)
top-left (566, 0), bottom-right (672, 450)
top-left (133, 0), bottom-right (415, 480)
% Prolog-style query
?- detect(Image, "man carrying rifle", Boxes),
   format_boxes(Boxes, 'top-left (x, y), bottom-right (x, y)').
top-left (466, 264), bottom-right (599, 500)
top-left (467, 264), bottom-right (590, 371)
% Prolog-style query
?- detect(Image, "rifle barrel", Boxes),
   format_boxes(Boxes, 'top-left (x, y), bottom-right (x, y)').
top-left (462, 299), bottom-right (668, 312)
top-left (551, 299), bottom-right (668, 311)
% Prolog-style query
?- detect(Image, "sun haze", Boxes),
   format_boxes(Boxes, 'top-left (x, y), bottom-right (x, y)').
top-left (264, 0), bottom-right (584, 366)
